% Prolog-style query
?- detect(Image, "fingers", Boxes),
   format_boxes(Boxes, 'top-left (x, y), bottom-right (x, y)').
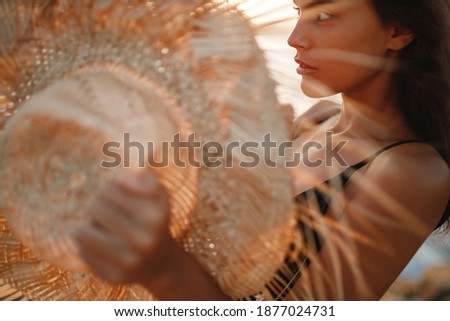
top-left (292, 100), bottom-right (341, 139)
top-left (98, 179), bottom-right (167, 226)
top-left (86, 191), bottom-right (150, 246)
top-left (74, 226), bottom-right (137, 283)
top-left (115, 169), bottom-right (160, 197)
top-left (309, 100), bottom-right (341, 123)
top-left (281, 103), bottom-right (295, 122)
top-left (73, 169), bottom-right (172, 284)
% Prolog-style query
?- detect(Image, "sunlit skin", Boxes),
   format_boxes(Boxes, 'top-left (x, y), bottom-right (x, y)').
top-left (73, 0), bottom-right (450, 300)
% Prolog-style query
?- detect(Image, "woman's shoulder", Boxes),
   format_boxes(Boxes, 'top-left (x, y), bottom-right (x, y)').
top-left (323, 142), bottom-right (449, 300)
top-left (370, 142), bottom-right (448, 186)
top-left (358, 142), bottom-right (449, 228)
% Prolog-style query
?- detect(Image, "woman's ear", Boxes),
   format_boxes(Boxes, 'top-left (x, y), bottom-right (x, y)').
top-left (386, 24), bottom-right (415, 51)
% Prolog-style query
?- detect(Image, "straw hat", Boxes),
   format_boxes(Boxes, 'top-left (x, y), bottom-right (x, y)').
top-left (0, 0), bottom-right (295, 300)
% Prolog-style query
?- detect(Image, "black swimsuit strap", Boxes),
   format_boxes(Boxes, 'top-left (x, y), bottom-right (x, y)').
top-left (294, 140), bottom-right (426, 202)
top-left (349, 139), bottom-right (424, 171)
top-left (332, 140), bottom-right (425, 188)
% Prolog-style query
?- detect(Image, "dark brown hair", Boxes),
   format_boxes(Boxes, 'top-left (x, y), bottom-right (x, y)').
top-left (369, 0), bottom-right (450, 229)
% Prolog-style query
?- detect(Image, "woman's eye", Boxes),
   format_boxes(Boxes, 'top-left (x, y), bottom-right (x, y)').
top-left (293, 6), bottom-right (301, 17)
top-left (317, 12), bottom-right (332, 22)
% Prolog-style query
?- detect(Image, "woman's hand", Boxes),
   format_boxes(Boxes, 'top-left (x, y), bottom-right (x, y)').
top-left (73, 169), bottom-right (229, 300)
top-left (73, 169), bottom-right (175, 286)
top-left (292, 100), bottom-right (341, 139)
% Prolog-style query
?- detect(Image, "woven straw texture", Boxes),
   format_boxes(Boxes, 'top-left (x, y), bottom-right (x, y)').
top-left (0, 0), bottom-right (295, 300)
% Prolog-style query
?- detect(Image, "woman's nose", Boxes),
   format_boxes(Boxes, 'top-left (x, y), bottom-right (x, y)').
top-left (287, 22), bottom-right (311, 50)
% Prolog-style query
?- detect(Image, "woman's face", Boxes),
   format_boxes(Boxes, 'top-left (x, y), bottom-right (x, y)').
top-left (288, 0), bottom-right (393, 98)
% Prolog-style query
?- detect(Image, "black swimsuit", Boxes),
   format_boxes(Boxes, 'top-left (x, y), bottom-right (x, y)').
top-left (242, 140), bottom-right (424, 301)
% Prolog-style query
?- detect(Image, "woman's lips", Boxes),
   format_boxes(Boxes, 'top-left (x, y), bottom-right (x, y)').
top-left (295, 59), bottom-right (318, 75)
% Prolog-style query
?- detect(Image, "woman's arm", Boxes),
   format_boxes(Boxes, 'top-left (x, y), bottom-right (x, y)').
top-left (73, 169), bottom-right (229, 300)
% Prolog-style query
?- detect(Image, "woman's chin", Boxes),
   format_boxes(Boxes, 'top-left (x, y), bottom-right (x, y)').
top-left (301, 78), bottom-right (337, 98)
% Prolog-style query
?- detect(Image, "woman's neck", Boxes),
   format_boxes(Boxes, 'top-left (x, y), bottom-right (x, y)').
top-left (331, 101), bottom-right (408, 141)
top-left (330, 73), bottom-right (417, 142)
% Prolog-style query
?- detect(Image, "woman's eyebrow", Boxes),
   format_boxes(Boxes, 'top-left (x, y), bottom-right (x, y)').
top-left (294, 0), bottom-right (336, 10)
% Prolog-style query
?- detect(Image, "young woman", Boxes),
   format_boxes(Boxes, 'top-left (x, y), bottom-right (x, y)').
top-left (73, 0), bottom-right (450, 300)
